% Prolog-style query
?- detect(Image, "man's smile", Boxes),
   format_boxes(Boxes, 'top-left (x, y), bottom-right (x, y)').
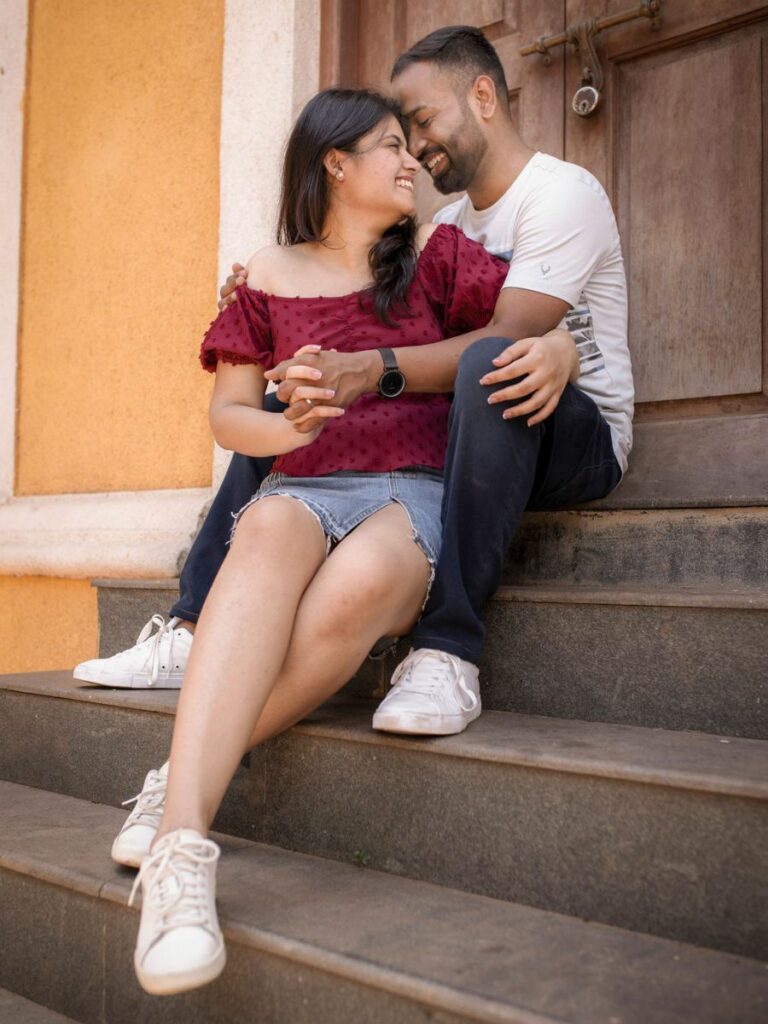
top-left (423, 151), bottom-right (448, 177)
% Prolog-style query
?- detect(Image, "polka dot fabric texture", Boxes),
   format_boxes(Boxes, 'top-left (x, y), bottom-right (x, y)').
top-left (200, 224), bottom-right (508, 476)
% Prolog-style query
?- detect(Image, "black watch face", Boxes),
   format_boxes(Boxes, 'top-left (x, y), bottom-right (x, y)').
top-left (379, 369), bottom-right (405, 398)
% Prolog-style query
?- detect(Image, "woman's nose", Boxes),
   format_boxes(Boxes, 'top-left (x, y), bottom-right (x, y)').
top-left (403, 150), bottom-right (421, 174)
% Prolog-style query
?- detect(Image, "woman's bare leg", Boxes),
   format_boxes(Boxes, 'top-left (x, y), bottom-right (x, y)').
top-left (245, 502), bottom-right (431, 746)
top-left (156, 496), bottom-right (326, 840)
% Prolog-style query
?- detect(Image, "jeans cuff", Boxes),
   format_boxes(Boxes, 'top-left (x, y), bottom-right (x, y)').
top-left (412, 634), bottom-right (480, 666)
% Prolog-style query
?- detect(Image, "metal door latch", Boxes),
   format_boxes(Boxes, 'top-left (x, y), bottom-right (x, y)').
top-left (521, 0), bottom-right (662, 117)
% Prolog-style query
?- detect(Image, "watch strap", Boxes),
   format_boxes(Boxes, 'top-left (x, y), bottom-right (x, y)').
top-left (378, 347), bottom-right (399, 373)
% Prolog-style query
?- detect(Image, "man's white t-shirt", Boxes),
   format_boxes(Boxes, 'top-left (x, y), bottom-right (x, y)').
top-left (433, 151), bottom-right (633, 474)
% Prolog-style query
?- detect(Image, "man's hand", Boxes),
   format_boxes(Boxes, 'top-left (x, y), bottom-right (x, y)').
top-left (218, 262), bottom-right (247, 311)
top-left (479, 328), bottom-right (578, 426)
top-left (264, 346), bottom-right (382, 432)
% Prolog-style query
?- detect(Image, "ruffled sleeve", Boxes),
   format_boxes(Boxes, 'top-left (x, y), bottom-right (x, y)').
top-left (419, 223), bottom-right (508, 337)
top-left (199, 286), bottom-right (274, 372)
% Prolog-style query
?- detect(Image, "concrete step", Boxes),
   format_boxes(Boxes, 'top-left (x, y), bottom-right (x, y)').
top-left (1, 672), bottom-right (766, 959)
top-left (505, 507), bottom-right (768, 590)
top-left (92, 578), bottom-right (767, 738)
top-left (0, 987), bottom-right (80, 1024)
top-left (2, 781), bottom-right (767, 1024)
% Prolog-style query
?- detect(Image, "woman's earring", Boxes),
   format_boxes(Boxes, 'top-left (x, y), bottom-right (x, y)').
top-left (335, 169), bottom-right (344, 181)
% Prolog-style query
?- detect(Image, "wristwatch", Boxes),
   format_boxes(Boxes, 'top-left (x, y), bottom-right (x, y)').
top-left (377, 347), bottom-right (406, 399)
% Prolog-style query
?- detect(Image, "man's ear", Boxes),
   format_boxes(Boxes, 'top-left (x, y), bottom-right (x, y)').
top-left (323, 149), bottom-right (345, 180)
top-left (471, 74), bottom-right (498, 120)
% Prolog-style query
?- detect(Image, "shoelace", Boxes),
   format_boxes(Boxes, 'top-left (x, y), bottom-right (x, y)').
top-left (129, 833), bottom-right (220, 934)
top-left (134, 615), bottom-right (179, 687)
top-left (120, 770), bottom-right (167, 831)
top-left (390, 650), bottom-right (478, 712)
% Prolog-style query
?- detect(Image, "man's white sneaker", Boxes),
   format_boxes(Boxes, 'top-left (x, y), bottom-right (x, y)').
top-left (112, 762), bottom-right (169, 868)
top-left (73, 615), bottom-right (192, 689)
top-left (372, 648), bottom-right (481, 736)
top-left (130, 828), bottom-right (225, 996)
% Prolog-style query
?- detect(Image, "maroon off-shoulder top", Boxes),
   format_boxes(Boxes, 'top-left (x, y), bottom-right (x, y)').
top-left (200, 223), bottom-right (508, 476)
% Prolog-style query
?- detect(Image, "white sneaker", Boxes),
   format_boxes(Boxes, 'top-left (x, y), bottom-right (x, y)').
top-left (73, 615), bottom-right (192, 688)
top-left (112, 762), bottom-right (168, 868)
top-left (130, 828), bottom-right (225, 996)
top-left (372, 648), bottom-right (481, 736)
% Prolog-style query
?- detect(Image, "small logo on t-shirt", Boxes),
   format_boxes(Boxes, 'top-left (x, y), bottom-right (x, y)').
top-left (540, 262), bottom-right (551, 276)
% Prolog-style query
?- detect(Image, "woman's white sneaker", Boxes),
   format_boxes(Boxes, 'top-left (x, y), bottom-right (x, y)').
top-left (372, 648), bottom-right (481, 735)
top-left (112, 762), bottom-right (169, 868)
top-left (130, 828), bottom-right (225, 996)
top-left (73, 615), bottom-right (192, 689)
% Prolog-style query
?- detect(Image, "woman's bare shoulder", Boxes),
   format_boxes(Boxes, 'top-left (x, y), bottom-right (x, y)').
top-left (245, 245), bottom-right (297, 292)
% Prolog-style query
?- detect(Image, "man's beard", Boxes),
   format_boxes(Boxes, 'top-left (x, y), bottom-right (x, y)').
top-left (431, 118), bottom-right (488, 195)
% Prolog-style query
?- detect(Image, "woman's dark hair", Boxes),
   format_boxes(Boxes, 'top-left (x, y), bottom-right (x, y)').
top-left (391, 25), bottom-right (509, 108)
top-left (277, 88), bottom-right (417, 326)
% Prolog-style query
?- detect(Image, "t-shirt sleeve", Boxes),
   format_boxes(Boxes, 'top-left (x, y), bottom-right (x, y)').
top-left (199, 286), bottom-right (274, 373)
top-left (503, 176), bottom-right (614, 306)
top-left (420, 224), bottom-right (508, 337)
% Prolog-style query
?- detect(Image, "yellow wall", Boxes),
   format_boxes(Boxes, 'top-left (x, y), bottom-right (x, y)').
top-left (16, 0), bottom-right (224, 495)
top-left (0, 577), bottom-right (97, 673)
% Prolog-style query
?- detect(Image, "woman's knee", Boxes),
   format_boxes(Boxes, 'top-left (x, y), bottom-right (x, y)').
top-left (233, 496), bottom-right (316, 547)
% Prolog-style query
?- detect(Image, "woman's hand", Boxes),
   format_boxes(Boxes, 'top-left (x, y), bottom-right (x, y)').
top-left (479, 327), bottom-right (578, 426)
top-left (285, 400), bottom-right (345, 446)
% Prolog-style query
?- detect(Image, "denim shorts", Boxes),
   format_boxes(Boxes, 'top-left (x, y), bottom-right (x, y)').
top-left (231, 469), bottom-right (444, 570)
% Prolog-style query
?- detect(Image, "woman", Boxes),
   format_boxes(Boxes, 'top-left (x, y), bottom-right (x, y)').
top-left (126, 88), bottom-right (509, 996)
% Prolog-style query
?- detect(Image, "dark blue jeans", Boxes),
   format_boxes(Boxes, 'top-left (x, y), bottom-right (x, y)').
top-left (411, 336), bottom-right (621, 663)
top-left (171, 338), bottom-right (621, 663)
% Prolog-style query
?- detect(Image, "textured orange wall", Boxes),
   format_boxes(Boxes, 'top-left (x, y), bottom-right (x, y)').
top-left (17, 0), bottom-right (224, 495)
top-left (0, 577), bottom-right (97, 672)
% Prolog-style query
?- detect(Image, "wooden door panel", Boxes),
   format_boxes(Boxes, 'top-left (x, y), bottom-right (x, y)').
top-left (621, 31), bottom-right (762, 403)
top-left (406, 0), bottom-right (505, 43)
top-left (559, 0), bottom-right (768, 505)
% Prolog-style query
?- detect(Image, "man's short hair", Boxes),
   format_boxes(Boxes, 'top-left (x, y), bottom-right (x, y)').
top-left (391, 25), bottom-right (509, 103)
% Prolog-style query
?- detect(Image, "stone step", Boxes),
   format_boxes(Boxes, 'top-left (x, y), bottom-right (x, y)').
top-left (1, 672), bottom-right (766, 959)
top-left (481, 583), bottom-right (768, 738)
top-left (92, 579), bottom-right (767, 738)
top-left (505, 507), bottom-right (768, 589)
top-left (2, 781), bottom-right (767, 1024)
top-left (0, 987), bottom-right (80, 1024)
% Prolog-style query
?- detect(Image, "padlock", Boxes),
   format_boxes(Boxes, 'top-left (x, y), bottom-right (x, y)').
top-left (572, 84), bottom-right (600, 117)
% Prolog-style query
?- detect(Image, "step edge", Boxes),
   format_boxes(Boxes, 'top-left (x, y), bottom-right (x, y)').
top-left (293, 720), bottom-right (768, 801)
top-left (2, 678), bottom-right (766, 800)
top-left (493, 585), bottom-right (768, 609)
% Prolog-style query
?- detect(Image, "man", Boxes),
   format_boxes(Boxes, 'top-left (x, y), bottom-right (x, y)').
top-left (76, 26), bottom-right (631, 744)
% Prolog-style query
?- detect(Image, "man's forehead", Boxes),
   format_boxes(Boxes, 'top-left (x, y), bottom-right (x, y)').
top-left (391, 61), bottom-right (457, 115)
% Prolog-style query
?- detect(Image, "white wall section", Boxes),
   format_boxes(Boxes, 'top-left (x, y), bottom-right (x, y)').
top-left (0, 0), bottom-right (28, 502)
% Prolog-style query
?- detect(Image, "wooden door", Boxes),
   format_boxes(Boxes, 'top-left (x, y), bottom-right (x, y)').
top-left (557, 0), bottom-right (768, 507)
top-left (322, 0), bottom-right (768, 508)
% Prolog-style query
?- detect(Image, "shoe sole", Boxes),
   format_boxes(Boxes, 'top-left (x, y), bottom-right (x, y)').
top-left (73, 668), bottom-right (184, 689)
top-left (372, 706), bottom-right (482, 736)
top-left (111, 839), bottom-right (147, 869)
top-left (135, 945), bottom-right (226, 996)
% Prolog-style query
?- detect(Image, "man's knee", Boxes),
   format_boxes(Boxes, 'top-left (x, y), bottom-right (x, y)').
top-left (455, 336), bottom-right (513, 397)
